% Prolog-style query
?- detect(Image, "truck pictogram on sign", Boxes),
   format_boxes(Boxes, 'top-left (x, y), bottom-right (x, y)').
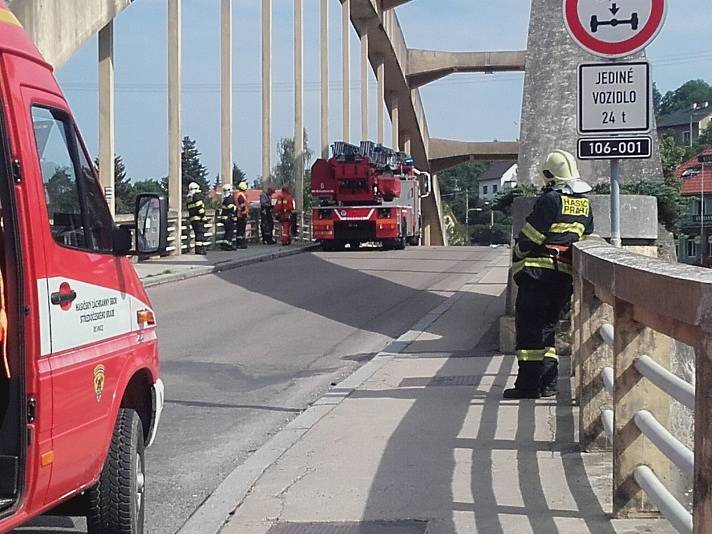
top-left (563, 0), bottom-right (667, 58)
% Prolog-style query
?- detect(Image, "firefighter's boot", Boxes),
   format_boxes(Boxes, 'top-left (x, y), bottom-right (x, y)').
top-left (540, 357), bottom-right (559, 397)
top-left (503, 361), bottom-right (544, 399)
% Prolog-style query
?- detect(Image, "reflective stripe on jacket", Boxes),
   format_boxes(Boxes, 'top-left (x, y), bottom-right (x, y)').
top-left (512, 190), bottom-right (594, 278)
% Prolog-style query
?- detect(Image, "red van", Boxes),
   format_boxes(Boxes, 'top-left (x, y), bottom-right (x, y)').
top-left (0, 3), bottom-right (168, 533)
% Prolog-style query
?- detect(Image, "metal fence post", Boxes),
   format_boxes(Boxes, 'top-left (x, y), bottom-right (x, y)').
top-left (613, 299), bottom-right (674, 518)
top-left (577, 278), bottom-right (614, 452)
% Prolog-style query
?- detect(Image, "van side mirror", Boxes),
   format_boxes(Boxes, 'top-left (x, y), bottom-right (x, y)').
top-left (419, 173), bottom-right (432, 198)
top-left (135, 194), bottom-right (168, 255)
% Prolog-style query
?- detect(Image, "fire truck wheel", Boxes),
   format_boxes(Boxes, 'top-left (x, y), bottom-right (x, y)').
top-left (86, 408), bottom-right (145, 534)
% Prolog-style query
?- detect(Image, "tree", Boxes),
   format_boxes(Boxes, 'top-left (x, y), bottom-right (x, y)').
top-left (653, 82), bottom-right (662, 116)
top-left (659, 80), bottom-right (712, 116)
top-left (659, 135), bottom-right (689, 180)
top-left (438, 162), bottom-right (487, 223)
top-left (212, 163), bottom-right (248, 189)
top-left (95, 155), bottom-right (134, 214)
top-left (180, 136), bottom-right (211, 196)
top-left (272, 130), bottom-right (313, 192)
top-left (132, 179), bottom-right (165, 196)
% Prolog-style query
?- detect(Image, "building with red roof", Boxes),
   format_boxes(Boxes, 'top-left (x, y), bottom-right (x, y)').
top-left (677, 147), bottom-right (712, 266)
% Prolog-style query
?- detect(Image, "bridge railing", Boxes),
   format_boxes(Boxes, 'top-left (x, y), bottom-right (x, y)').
top-left (573, 237), bottom-right (712, 534)
top-left (115, 210), bottom-right (314, 257)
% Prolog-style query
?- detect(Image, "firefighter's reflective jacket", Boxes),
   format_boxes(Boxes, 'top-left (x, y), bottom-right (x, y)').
top-left (513, 189), bottom-right (594, 280)
top-left (220, 195), bottom-right (237, 221)
top-left (187, 193), bottom-right (208, 222)
top-left (236, 191), bottom-right (249, 219)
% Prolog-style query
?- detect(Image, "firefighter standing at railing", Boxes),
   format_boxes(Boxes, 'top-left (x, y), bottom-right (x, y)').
top-left (187, 182), bottom-right (208, 255)
top-left (504, 150), bottom-right (594, 400)
top-left (219, 183), bottom-right (237, 250)
top-left (275, 186), bottom-right (295, 246)
top-left (235, 181), bottom-right (249, 249)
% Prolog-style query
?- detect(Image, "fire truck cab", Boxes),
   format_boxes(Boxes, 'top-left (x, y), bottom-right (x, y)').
top-left (311, 141), bottom-right (431, 251)
top-left (0, 4), bottom-right (168, 533)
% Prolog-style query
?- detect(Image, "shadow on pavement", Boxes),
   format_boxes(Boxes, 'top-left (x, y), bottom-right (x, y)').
top-left (359, 331), bottom-right (618, 532)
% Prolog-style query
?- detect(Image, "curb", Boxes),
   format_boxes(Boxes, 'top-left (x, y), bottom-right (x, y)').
top-left (141, 244), bottom-right (321, 288)
top-left (175, 260), bottom-right (498, 534)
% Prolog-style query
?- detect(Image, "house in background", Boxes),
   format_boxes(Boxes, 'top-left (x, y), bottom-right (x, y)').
top-left (479, 161), bottom-right (518, 201)
top-left (677, 147), bottom-right (712, 266)
top-left (657, 105), bottom-right (712, 146)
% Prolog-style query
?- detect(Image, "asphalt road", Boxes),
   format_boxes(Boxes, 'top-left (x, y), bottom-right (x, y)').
top-left (14, 246), bottom-right (501, 534)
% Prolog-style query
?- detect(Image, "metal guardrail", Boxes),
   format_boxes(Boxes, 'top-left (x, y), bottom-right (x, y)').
top-left (116, 209), bottom-right (313, 258)
top-left (573, 237), bottom-right (712, 534)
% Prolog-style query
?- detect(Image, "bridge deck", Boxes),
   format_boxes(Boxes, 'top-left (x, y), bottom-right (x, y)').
top-left (218, 252), bottom-right (673, 534)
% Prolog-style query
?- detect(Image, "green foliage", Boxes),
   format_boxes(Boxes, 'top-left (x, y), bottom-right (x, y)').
top-left (438, 162), bottom-right (487, 222)
top-left (659, 135), bottom-right (690, 180)
top-left (45, 167), bottom-right (78, 215)
top-left (180, 136), bottom-right (211, 196)
top-left (446, 221), bottom-right (469, 246)
top-left (95, 155), bottom-right (135, 214)
top-left (132, 179), bottom-right (165, 196)
top-left (492, 183), bottom-right (540, 214)
top-left (272, 130), bottom-right (313, 192)
top-left (592, 178), bottom-right (685, 231)
top-left (653, 82), bottom-right (662, 116)
top-left (470, 223), bottom-right (511, 245)
top-left (659, 80), bottom-right (712, 116)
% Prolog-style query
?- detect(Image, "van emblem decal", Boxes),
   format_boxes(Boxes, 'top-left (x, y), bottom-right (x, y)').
top-left (93, 364), bottom-right (106, 402)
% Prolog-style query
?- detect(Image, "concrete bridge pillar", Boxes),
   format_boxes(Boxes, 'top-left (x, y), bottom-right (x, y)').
top-left (220, 0), bottom-right (232, 190)
top-left (389, 93), bottom-right (399, 151)
top-left (518, 0), bottom-right (662, 186)
top-left (360, 27), bottom-right (369, 142)
top-left (341, 0), bottom-right (351, 142)
top-left (320, 0), bottom-right (329, 158)
top-left (294, 0), bottom-right (304, 218)
top-left (376, 56), bottom-right (385, 145)
top-left (262, 0), bottom-right (272, 185)
top-left (168, 0), bottom-right (182, 254)
top-left (98, 21), bottom-right (115, 216)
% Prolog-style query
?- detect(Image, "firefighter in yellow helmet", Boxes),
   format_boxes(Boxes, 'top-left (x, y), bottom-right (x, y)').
top-left (504, 150), bottom-right (594, 399)
top-left (235, 181), bottom-right (250, 249)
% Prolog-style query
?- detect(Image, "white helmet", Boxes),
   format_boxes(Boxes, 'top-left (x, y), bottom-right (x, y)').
top-left (222, 183), bottom-right (233, 195)
top-left (188, 182), bottom-right (201, 194)
top-left (542, 150), bottom-right (591, 194)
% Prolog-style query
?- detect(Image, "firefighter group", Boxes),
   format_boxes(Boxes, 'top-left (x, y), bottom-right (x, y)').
top-left (185, 182), bottom-right (296, 254)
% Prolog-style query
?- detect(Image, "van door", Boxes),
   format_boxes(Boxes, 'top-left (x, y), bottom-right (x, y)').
top-left (24, 90), bottom-right (136, 503)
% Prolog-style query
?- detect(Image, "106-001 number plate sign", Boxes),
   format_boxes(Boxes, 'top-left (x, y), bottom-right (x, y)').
top-left (578, 136), bottom-right (652, 159)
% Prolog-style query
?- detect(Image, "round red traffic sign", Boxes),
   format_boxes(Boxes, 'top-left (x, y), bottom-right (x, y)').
top-left (563, 0), bottom-right (667, 58)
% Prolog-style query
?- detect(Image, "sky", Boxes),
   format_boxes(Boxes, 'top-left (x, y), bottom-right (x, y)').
top-left (54, 0), bottom-right (712, 183)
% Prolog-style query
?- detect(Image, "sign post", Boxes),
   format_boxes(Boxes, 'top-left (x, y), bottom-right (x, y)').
top-left (564, 0), bottom-right (667, 247)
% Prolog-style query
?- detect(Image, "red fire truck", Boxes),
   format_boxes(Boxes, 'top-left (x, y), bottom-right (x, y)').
top-left (311, 141), bottom-right (430, 250)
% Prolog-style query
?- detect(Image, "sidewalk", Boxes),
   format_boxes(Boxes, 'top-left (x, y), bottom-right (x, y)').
top-left (135, 242), bottom-right (319, 288)
top-left (201, 258), bottom-right (672, 534)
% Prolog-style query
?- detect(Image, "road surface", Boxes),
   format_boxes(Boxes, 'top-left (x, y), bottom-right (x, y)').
top-left (14, 246), bottom-right (501, 534)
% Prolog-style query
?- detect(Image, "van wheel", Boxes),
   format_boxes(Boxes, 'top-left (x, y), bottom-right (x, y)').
top-left (86, 408), bottom-right (145, 534)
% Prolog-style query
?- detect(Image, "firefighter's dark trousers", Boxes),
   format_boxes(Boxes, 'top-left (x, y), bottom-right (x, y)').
top-left (236, 217), bottom-right (247, 249)
top-left (220, 218), bottom-right (236, 250)
top-left (261, 209), bottom-right (274, 243)
top-left (514, 273), bottom-right (573, 393)
top-left (190, 220), bottom-right (207, 254)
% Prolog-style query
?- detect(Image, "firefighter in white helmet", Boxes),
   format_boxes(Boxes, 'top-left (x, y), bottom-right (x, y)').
top-left (219, 183), bottom-right (237, 250)
top-left (505, 150), bottom-right (594, 399)
top-left (235, 181), bottom-right (250, 249)
top-left (186, 181), bottom-right (208, 255)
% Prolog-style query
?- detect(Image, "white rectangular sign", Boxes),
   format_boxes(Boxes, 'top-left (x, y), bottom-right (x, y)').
top-left (578, 62), bottom-right (651, 134)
